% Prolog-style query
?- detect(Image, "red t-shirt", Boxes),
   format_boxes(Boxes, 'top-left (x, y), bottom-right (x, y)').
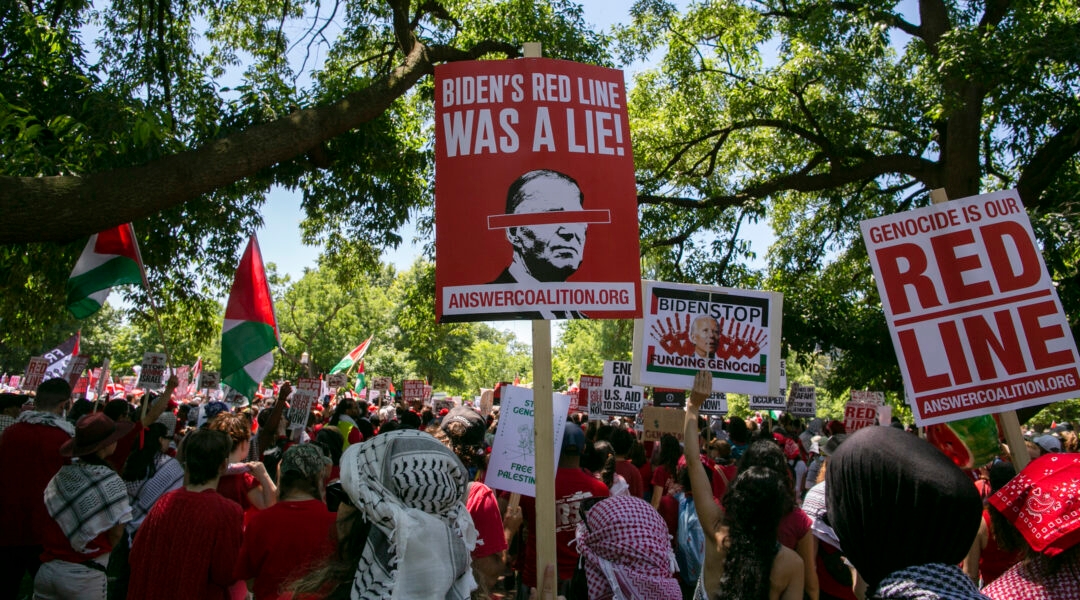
top-left (108, 421), bottom-right (144, 472)
top-left (234, 499), bottom-right (337, 600)
top-left (519, 467), bottom-right (609, 587)
top-left (129, 488), bottom-right (244, 600)
top-left (218, 472), bottom-right (259, 511)
top-left (466, 483), bottom-right (507, 560)
top-left (0, 420), bottom-right (72, 547)
top-left (615, 459), bottom-right (644, 499)
top-left (40, 520), bottom-right (112, 563)
top-left (778, 507), bottom-right (812, 550)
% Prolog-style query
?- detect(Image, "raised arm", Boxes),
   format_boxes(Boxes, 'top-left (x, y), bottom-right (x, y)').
top-left (140, 375), bottom-right (179, 427)
top-left (684, 370), bottom-right (723, 532)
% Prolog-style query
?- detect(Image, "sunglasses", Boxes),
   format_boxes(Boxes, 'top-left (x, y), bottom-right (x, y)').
top-left (577, 496), bottom-right (606, 533)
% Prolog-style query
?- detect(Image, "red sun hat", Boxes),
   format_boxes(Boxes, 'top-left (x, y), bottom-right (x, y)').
top-left (60, 412), bottom-right (135, 457)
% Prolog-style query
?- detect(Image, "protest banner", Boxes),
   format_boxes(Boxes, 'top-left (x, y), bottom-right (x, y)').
top-left (701, 391), bottom-right (728, 416)
top-left (642, 406), bottom-right (684, 442)
top-left (845, 390), bottom-right (885, 433)
top-left (652, 387), bottom-right (685, 409)
top-left (578, 374), bottom-right (602, 417)
top-left (600, 361), bottom-right (644, 417)
top-left (423, 385), bottom-right (433, 402)
top-left (632, 281), bottom-right (784, 395)
top-left (63, 356), bottom-right (89, 389)
top-left (434, 57), bottom-right (642, 323)
top-left (484, 385), bottom-right (570, 497)
top-left (861, 189), bottom-right (1080, 426)
top-left (198, 371), bottom-right (220, 390)
top-left (434, 397), bottom-right (457, 413)
top-left (121, 375), bottom-right (136, 394)
top-left (786, 383), bottom-right (817, 418)
top-left (136, 352), bottom-right (168, 390)
top-left (371, 376), bottom-right (392, 392)
top-left (171, 366), bottom-right (189, 402)
top-left (8, 376), bottom-right (21, 389)
top-left (749, 394), bottom-right (787, 412)
top-left (326, 373), bottom-right (348, 390)
top-left (73, 376), bottom-right (89, 396)
top-left (286, 378), bottom-right (321, 430)
top-left (402, 379), bottom-right (426, 401)
top-left (21, 357), bottom-right (49, 391)
top-left (480, 389), bottom-right (495, 417)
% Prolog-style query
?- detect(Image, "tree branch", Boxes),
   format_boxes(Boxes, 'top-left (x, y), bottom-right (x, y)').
top-left (1018, 119), bottom-right (1080, 211)
top-left (0, 35), bottom-right (515, 244)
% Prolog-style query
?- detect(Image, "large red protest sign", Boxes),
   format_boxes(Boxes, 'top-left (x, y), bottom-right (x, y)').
top-left (434, 58), bottom-right (641, 323)
top-left (862, 189), bottom-right (1080, 425)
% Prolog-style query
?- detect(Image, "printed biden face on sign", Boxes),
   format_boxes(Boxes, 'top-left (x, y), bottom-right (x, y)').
top-left (494, 170), bottom-right (588, 283)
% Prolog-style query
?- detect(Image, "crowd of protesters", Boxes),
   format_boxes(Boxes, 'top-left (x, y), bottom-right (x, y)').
top-left (0, 371), bottom-right (1076, 600)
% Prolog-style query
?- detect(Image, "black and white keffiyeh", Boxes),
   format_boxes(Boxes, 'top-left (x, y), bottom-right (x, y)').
top-left (43, 463), bottom-right (131, 553)
top-left (17, 410), bottom-right (75, 436)
top-left (126, 453), bottom-right (184, 535)
top-left (340, 429), bottom-right (477, 600)
top-left (875, 563), bottom-right (990, 600)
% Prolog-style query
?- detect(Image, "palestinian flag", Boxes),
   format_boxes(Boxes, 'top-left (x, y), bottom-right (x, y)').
top-left (329, 336), bottom-right (373, 374)
top-left (66, 223), bottom-right (146, 319)
top-left (221, 235), bottom-right (279, 402)
top-left (353, 361), bottom-right (367, 394)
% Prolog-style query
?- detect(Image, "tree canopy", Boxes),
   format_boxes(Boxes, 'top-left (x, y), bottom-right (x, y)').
top-left (2, 0), bottom-right (1078, 407)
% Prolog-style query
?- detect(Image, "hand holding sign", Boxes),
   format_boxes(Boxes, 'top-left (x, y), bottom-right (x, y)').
top-left (687, 369), bottom-right (712, 411)
top-left (650, 313), bottom-right (696, 356)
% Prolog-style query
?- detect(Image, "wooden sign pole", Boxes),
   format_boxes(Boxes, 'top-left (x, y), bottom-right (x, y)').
top-left (929, 188), bottom-right (1029, 471)
top-left (521, 40), bottom-right (558, 587)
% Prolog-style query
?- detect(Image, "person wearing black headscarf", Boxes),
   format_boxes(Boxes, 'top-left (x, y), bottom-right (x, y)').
top-left (826, 426), bottom-right (989, 599)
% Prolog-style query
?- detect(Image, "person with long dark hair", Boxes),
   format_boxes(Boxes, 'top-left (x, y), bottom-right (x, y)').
top-left (650, 434), bottom-right (682, 510)
top-left (684, 370), bottom-right (803, 600)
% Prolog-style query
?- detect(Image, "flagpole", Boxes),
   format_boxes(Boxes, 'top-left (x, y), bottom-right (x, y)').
top-left (128, 224), bottom-right (173, 368)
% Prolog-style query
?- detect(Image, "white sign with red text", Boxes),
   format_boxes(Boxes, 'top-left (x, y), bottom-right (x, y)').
top-left (861, 190), bottom-right (1080, 425)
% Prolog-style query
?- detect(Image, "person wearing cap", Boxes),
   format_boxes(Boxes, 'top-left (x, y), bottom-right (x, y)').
top-left (128, 428), bottom-right (244, 600)
top-left (0, 392), bottom-right (24, 439)
top-left (0, 378), bottom-right (74, 599)
top-left (433, 405), bottom-right (523, 595)
top-left (517, 421), bottom-right (609, 596)
top-left (34, 412), bottom-right (133, 600)
top-left (234, 443), bottom-right (337, 600)
top-left (981, 453), bottom-right (1080, 599)
top-left (1031, 433), bottom-right (1062, 455)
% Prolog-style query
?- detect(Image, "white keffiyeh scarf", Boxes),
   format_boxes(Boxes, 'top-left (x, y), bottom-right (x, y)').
top-left (43, 463), bottom-right (131, 553)
top-left (17, 410), bottom-right (76, 436)
top-left (340, 429), bottom-right (477, 600)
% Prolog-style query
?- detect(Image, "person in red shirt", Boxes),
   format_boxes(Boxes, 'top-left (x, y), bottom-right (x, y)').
top-left (128, 429), bottom-right (244, 600)
top-left (0, 378), bottom-right (74, 600)
top-left (209, 412), bottom-right (277, 512)
top-left (104, 376), bottom-right (178, 472)
top-left (610, 427), bottom-right (644, 498)
top-left (234, 444), bottom-right (336, 600)
top-left (34, 413), bottom-right (133, 600)
top-left (518, 422), bottom-right (609, 595)
top-left (433, 405), bottom-right (523, 593)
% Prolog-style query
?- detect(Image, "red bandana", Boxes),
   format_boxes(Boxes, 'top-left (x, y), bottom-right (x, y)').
top-left (989, 453), bottom-right (1080, 557)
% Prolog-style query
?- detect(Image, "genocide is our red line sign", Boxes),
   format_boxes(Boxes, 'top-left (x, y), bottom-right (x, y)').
top-left (433, 58), bottom-right (642, 323)
top-left (861, 190), bottom-right (1080, 426)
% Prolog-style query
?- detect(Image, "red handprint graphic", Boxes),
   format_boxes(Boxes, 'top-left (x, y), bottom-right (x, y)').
top-left (650, 313), bottom-right (696, 356)
top-left (716, 319), bottom-right (767, 359)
